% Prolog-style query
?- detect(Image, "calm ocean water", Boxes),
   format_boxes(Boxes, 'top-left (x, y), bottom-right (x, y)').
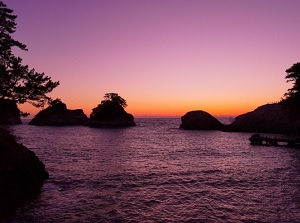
top-left (4, 118), bottom-right (300, 222)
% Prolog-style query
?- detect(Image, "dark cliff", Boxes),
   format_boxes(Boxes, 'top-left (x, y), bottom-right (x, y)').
top-left (0, 128), bottom-right (48, 215)
top-left (226, 103), bottom-right (300, 134)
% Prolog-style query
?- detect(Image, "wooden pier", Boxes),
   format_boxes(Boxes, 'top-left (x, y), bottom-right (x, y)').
top-left (249, 133), bottom-right (300, 146)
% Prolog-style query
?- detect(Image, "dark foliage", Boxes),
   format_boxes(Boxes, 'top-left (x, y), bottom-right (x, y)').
top-left (91, 93), bottom-right (128, 119)
top-left (47, 98), bottom-right (66, 111)
top-left (281, 62), bottom-right (300, 108)
top-left (0, 1), bottom-right (59, 110)
top-left (91, 100), bottom-right (130, 121)
top-left (102, 93), bottom-right (127, 108)
top-left (0, 98), bottom-right (21, 123)
top-left (88, 93), bottom-right (135, 127)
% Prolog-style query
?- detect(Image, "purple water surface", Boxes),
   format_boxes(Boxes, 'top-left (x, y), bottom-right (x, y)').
top-left (5, 118), bottom-right (300, 222)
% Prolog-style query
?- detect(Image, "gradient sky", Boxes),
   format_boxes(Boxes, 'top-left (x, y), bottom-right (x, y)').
top-left (6, 0), bottom-right (300, 117)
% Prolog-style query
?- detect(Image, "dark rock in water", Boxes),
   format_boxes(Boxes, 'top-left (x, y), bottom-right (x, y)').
top-left (226, 103), bottom-right (300, 134)
top-left (87, 101), bottom-right (136, 127)
top-left (0, 99), bottom-right (22, 124)
top-left (180, 110), bottom-right (224, 130)
top-left (29, 100), bottom-right (88, 126)
top-left (181, 104), bottom-right (300, 134)
top-left (0, 128), bottom-right (49, 213)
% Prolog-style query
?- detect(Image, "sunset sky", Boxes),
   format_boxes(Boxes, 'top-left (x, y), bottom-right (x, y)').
top-left (7, 0), bottom-right (300, 117)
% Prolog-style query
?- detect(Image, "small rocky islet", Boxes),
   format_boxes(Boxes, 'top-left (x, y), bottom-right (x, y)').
top-left (86, 100), bottom-right (136, 128)
top-left (29, 99), bottom-right (88, 126)
top-left (29, 94), bottom-right (136, 127)
top-left (180, 110), bottom-right (224, 130)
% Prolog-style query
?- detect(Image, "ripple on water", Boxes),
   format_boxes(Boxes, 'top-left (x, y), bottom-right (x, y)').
top-left (6, 119), bottom-right (300, 222)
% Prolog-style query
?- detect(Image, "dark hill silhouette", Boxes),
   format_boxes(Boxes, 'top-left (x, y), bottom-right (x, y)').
top-left (226, 103), bottom-right (300, 134)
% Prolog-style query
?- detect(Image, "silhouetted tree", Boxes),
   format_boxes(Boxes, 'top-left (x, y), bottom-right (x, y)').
top-left (90, 93), bottom-right (128, 119)
top-left (49, 98), bottom-right (62, 106)
top-left (281, 62), bottom-right (300, 108)
top-left (0, 1), bottom-right (59, 114)
top-left (102, 93), bottom-right (127, 108)
top-left (47, 98), bottom-right (66, 110)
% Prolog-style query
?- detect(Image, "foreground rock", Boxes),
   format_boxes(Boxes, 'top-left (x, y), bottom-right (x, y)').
top-left (0, 99), bottom-right (22, 124)
top-left (87, 101), bottom-right (136, 127)
top-left (180, 110), bottom-right (224, 130)
top-left (29, 100), bottom-right (88, 126)
top-left (226, 103), bottom-right (300, 134)
top-left (0, 128), bottom-right (49, 214)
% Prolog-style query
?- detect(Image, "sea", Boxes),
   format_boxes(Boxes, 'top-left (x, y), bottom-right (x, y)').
top-left (3, 118), bottom-right (300, 222)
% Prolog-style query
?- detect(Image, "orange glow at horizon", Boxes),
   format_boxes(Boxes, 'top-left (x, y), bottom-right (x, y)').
top-left (9, 0), bottom-right (299, 119)
top-left (19, 93), bottom-right (280, 119)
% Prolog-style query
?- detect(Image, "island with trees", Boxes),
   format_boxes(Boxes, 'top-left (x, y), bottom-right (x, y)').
top-left (29, 99), bottom-right (88, 126)
top-left (86, 93), bottom-right (136, 128)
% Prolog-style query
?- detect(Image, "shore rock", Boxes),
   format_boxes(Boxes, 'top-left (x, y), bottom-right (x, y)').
top-left (226, 103), bottom-right (300, 134)
top-left (0, 99), bottom-right (22, 124)
top-left (29, 101), bottom-right (88, 126)
top-left (87, 101), bottom-right (136, 127)
top-left (180, 110), bottom-right (224, 130)
top-left (0, 128), bottom-right (49, 213)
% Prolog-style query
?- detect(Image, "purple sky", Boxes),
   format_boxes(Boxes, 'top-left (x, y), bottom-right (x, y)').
top-left (6, 0), bottom-right (300, 117)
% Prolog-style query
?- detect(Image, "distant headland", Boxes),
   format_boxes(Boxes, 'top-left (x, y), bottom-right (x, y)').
top-left (180, 62), bottom-right (300, 134)
top-left (180, 103), bottom-right (300, 135)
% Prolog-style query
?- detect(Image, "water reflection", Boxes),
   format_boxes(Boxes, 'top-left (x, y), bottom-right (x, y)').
top-left (7, 119), bottom-right (300, 222)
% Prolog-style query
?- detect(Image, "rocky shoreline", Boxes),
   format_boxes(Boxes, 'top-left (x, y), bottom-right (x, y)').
top-left (0, 128), bottom-right (49, 217)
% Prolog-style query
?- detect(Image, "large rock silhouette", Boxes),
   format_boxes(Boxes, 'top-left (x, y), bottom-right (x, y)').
top-left (29, 100), bottom-right (88, 126)
top-left (0, 99), bottom-right (22, 124)
top-left (227, 103), bottom-right (300, 134)
top-left (180, 110), bottom-right (224, 130)
top-left (87, 100), bottom-right (136, 127)
top-left (0, 128), bottom-right (48, 213)
top-left (181, 104), bottom-right (300, 134)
